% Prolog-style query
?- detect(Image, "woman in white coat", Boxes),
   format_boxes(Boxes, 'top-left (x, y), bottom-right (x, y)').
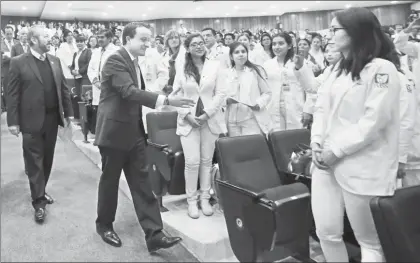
top-left (263, 32), bottom-right (316, 131)
top-left (310, 8), bottom-right (401, 262)
top-left (172, 33), bottom-right (227, 219)
top-left (225, 42), bottom-right (272, 136)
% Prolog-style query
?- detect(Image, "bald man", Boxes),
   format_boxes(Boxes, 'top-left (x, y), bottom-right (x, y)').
top-left (7, 25), bottom-right (73, 223)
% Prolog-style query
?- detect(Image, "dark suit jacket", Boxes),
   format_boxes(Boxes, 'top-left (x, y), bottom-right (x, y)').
top-left (11, 42), bottom-right (29, 58)
top-left (7, 52), bottom-right (74, 133)
top-left (1, 38), bottom-right (19, 78)
top-left (94, 47), bottom-right (159, 150)
top-left (70, 48), bottom-right (92, 78)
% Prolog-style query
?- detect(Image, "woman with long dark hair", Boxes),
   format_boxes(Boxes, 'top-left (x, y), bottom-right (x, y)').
top-left (309, 8), bottom-right (401, 262)
top-left (173, 33), bottom-right (227, 219)
top-left (263, 32), bottom-right (315, 130)
top-left (253, 32), bottom-right (275, 66)
top-left (225, 42), bottom-right (271, 136)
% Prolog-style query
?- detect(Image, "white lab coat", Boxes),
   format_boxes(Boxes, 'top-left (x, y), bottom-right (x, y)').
top-left (87, 43), bottom-right (118, 105)
top-left (224, 66), bottom-right (272, 134)
top-left (139, 52), bottom-right (170, 133)
top-left (56, 42), bottom-right (77, 79)
top-left (263, 58), bottom-right (316, 131)
top-left (173, 59), bottom-right (227, 137)
top-left (398, 71), bottom-right (417, 163)
top-left (311, 58), bottom-right (401, 196)
top-left (206, 43), bottom-right (231, 69)
top-left (252, 48), bottom-right (273, 66)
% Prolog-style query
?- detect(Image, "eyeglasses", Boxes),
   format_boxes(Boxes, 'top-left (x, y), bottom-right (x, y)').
top-left (190, 42), bottom-right (205, 48)
top-left (329, 27), bottom-right (346, 35)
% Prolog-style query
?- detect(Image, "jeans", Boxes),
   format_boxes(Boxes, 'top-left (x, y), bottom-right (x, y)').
top-left (180, 122), bottom-right (219, 203)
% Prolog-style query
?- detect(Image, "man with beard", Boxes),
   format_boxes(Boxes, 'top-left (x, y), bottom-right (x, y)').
top-left (7, 25), bottom-right (73, 223)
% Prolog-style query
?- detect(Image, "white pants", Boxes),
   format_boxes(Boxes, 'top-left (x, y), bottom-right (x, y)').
top-left (312, 168), bottom-right (385, 263)
top-left (180, 122), bottom-right (219, 204)
top-left (227, 118), bottom-right (261, 137)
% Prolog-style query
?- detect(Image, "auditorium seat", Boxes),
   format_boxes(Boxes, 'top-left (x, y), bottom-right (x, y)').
top-left (215, 134), bottom-right (313, 262)
top-left (267, 129), bottom-right (361, 261)
top-left (146, 111), bottom-right (186, 211)
top-left (370, 185), bottom-right (420, 262)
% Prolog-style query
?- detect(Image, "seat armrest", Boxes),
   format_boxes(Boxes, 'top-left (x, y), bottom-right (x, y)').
top-left (216, 179), bottom-right (267, 201)
top-left (262, 183), bottom-right (310, 209)
top-left (147, 140), bottom-right (170, 151)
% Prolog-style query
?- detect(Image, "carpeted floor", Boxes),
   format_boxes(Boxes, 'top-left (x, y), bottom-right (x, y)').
top-left (1, 114), bottom-right (198, 262)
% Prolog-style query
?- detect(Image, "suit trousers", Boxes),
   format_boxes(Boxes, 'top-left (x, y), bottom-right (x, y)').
top-left (311, 167), bottom-right (385, 262)
top-left (180, 122), bottom-right (219, 204)
top-left (22, 110), bottom-right (59, 210)
top-left (97, 138), bottom-right (164, 241)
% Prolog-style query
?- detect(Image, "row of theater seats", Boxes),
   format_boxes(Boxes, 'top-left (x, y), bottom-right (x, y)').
top-left (145, 111), bottom-right (420, 263)
top-left (75, 85), bottom-right (420, 262)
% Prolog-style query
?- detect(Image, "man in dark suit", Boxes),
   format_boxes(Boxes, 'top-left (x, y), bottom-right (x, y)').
top-left (7, 25), bottom-right (73, 223)
top-left (11, 27), bottom-right (30, 58)
top-left (94, 22), bottom-right (194, 252)
top-left (1, 25), bottom-right (19, 112)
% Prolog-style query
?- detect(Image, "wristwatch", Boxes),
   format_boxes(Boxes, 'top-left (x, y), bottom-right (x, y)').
top-left (164, 96), bottom-right (169, 105)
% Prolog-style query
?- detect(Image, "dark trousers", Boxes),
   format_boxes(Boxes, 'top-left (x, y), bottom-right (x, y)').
top-left (88, 104), bottom-right (98, 134)
top-left (22, 111), bottom-right (59, 210)
top-left (73, 77), bottom-right (91, 120)
top-left (97, 138), bottom-right (164, 241)
top-left (1, 76), bottom-right (6, 111)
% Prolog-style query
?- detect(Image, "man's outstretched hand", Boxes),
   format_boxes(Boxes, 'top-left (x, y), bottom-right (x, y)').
top-left (168, 89), bottom-right (195, 108)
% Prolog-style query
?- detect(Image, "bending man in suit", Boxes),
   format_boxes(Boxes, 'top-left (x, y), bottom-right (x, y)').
top-left (7, 25), bottom-right (73, 223)
top-left (94, 22), bottom-right (194, 252)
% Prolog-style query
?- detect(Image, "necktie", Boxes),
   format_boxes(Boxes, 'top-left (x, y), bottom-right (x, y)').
top-left (133, 58), bottom-right (145, 91)
top-left (98, 47), bottom-right (106, 80)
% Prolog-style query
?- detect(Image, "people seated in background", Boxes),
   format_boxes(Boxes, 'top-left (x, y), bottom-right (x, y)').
top-left (263, 33), bottom-right (315, 131)
top-left (310, 7), bottom-right (400, 262)
top-left (173, 33), bottom-right (227, 219)
top-left (226, 42), bottom-right (271, 137)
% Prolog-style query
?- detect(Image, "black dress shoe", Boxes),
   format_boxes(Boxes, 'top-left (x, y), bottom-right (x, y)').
top-left (147, 235), bottom-right (182, 253)
top-left (45, 193), bottom-right (54, 204)
top-left (34, 208), bottom-right (46, 223)
top-left (97, 229), bottom-right (122, 247)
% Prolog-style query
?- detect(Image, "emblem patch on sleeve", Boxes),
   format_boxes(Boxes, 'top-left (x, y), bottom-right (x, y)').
top-left (408, 79), bottom-right (416, 89)
top-left (374, 73), bottom-right (389, 88)
top-left (406, 84), bottom-right (412, 93)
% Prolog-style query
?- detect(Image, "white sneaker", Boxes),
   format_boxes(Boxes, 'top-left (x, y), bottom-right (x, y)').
top-left (188, 203), bottom-right (200, 219)
top-left (200, 199), bottom-right (214, 216)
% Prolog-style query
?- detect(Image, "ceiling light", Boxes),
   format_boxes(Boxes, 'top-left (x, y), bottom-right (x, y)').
top-left (302, 7), bottom-right (308, 11)
top-left (108, 5), bottom-right (114, 8)
top-left (225, 13), bottom-right (230, 16)
top-left (22, 6), bottom-right (27, 10)
top-left (345, 4), bottom-right (352, 8)
top-left (390, 0), bottom-right (398, 3)
top-left (188, 14), bottom-right (192, 17)
top-left (270, 5), bottom-right (276, 8)
top-left (316, 1), bottom-right (321, 3)
top-left (67, 2), bottom-right (72, 7)
top-left (102, 12), bottom-right (107, 16)
top-left (148, 7), bottom-right (153, 10)
top-left (61, 12), bottom-right (66, 15)
top-left (142, 14), bottom-right (147, 17)
top-left (261, 12), bottom-right (267, 15)
top-left (196, 7), bottom-right (201, 10)
top-left (234, 6), bottom-right (239, 9)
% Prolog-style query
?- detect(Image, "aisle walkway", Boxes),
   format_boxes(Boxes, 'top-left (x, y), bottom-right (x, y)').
top-left (1, 114), bottom-right (197, 262)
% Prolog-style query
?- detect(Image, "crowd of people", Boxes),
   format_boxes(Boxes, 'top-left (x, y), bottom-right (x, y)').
top-left (1, 6), bottom-right (420, 262)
